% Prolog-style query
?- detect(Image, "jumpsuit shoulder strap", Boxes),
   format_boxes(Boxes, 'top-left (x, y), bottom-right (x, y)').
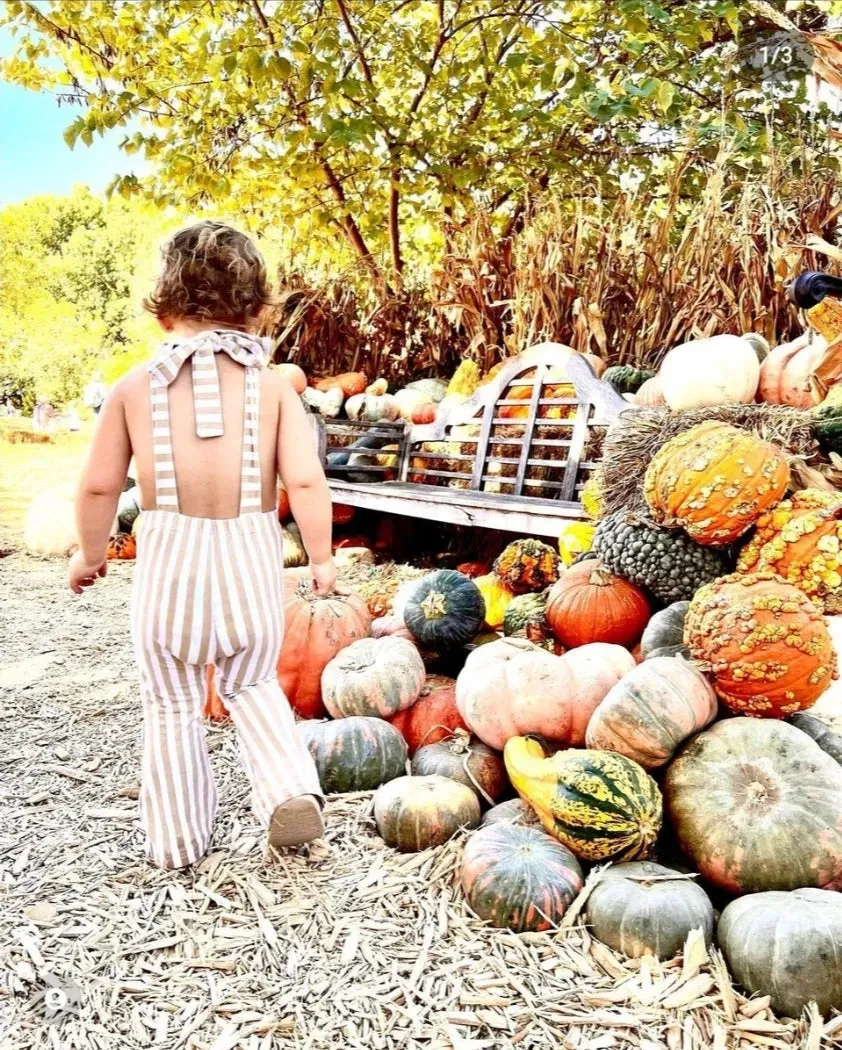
top-left (239, 366), bottom-right (262, 514)
top-left (150, 376), bottom-right (179, 512)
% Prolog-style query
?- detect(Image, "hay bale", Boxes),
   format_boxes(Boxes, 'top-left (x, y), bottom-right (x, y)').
top-left (601, 404), bottom-right (820, 518)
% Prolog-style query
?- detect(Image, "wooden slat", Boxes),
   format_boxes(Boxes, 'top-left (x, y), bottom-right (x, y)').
top-left (560, 401), bottom-right (591, 501)
top-left (512, 362), bottom-right (545, 495)
top-left (470, 396), bottom-right (497, 490)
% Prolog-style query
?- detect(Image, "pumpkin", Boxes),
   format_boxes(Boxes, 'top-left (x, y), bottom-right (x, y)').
top-left (640, 601), bottom-right (690, 658)
top-left (602, 365), bottom-right (656, 395)
top-left (585, 657), bottom-right (718, 769)
top-left (456, 561), bottom-right (491, 579)
top-left (344, 392), bottom-right (366, 421)
top-left (456, 637), bottom-right (635, 751)
top-left (411, 731), bottom-right (508, 806)
top-left (322, 636), bottom-right (425, 719)
top-left (504, 736), bottom-right (663, 862)
top-left (684, 571), bottom-right (835, 717)
top-left (275, 362), bottom-right (307, 394)
top-left (557, 522), bottom-right (595, 566)
top-left (545, 560), bottom-right (651, 649)
top-left (314, 371), bottom-right (367, 397)
top-left (405, 377), bottom-right (448, 404)
top-left (736, 489), bottom-right (842, 613)
top-left (718, 889), bottom-right (842, 1018)
top-left (659, 334), bottom-right (760, 410)
top-left (297, 716), bottom-right (407, 793)
top-left (461, 823), bottom-right (583, 932)
top-left (759, 333), bottom-right (828, 408)
top-left (277, 583), bottom-right (371, 718)
top-left (369, 615), bottom-right (414, 644)
top-left (481, 799), bottom-right (539, 827)
top-left (788, 711), bottom-right (842, 765)
top-left (493, 539), bottom-right (561, 595)
top-left (302, 386), bottom-right (344, 417)
top-left (502, 591), bottom-right (548, 638)
top-left (634, 376), bottom-right (666, 407)
top-left (362, 393), bottom-right (401, 423)
top-left (410, 402), bottom-right (436, 425)
top-left (277, 484), bottom-right (291, 523)
top-left (374, 774), bottom-right (480, 851)
top-left (331, 502), bottom-right (355, 526)
top-left (665, 717), bottom-right (842, 893)
top-left (812, 383), bottom-right (842, 454)
top-left (282, 523), bottom-right (308, 568)
top-left (587, 861), bottom-right (714, 960)
top-left (644, 421), bottom-right (790, 546)
top-left (387, 674), bottom-right (466, 754)
top-left (23, 489), bottom-right (78, 556)
top-left (366, 377), bottom-right (388, 396)
top-left (403, 570), bottom-right (485, 649)
top-left (106, 532), bottom-right (136, 560)
top-left (474, 574), bottom-right (515, 631)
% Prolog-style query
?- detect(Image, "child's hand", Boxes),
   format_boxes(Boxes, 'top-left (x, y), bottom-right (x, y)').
top-left (310, 558), bottom-right (337, 596)
top-left (69, 550), bottom-right (108, 594)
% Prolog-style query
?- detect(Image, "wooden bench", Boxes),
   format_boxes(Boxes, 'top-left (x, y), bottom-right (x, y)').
top-left (318, 349), bottom-right (627, 538)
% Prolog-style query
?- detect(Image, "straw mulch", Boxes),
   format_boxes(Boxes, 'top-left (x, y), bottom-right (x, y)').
top-left (599, 404), bottom-right (825, 520)
top-left (2, 539), bottom-right (841, 1049)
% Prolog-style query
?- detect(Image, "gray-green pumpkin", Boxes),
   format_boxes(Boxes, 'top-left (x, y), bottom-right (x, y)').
top-left (587, 861), bottom-right (714, 959)
top-left (298, 717), bottom-right (408, 793)
top-left (640, 601), bottom-right (690, 659)
top-left (602, 365), bottom-right (657, 395)
top-left (717, 888), bottom-right (842, 1018)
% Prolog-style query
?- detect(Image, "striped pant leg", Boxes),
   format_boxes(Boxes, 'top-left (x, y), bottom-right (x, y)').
top-left (137, 651), bottom-right (218, 869)
top-left (214, 668), bottom-right (322, 827)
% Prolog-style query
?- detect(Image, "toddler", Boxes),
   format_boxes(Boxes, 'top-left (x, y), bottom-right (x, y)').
top-left (69, 221), bottom-right (334, 868)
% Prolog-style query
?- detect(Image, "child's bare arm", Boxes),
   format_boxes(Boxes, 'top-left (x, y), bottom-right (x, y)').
top-left (69, 380), bottom-right (132, 593)
top-left (276, 379), bottom-right (336, 593)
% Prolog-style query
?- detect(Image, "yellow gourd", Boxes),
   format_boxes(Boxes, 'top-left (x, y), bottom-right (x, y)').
top-left (558, 522), bottom-right (595, 566)
top-left (475, 574), bottom-right (516, 631)
top-left (446, 360), bottom-right (481, 397)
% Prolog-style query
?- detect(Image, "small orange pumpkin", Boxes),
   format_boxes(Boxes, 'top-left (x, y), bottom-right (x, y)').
top-left (106, 532), bottom-right (136, 560)
top-left (411, 402), bottom-right (437, 425)
top-left (546, 560), bottom-right (651, 649)
top-left (313, 371), bottom-right (367, 397)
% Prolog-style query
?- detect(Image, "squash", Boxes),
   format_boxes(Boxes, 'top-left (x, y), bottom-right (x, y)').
top-left (502, 591), bottom-right (548, 638)
top-left (665, 717), bottom-right (842, 893)
top-left (481, 799), bottom-right (539, 827)
top-left (275, 362), bottom-right (307, 393)
top-left (446, 360), bottom-right (482, 397)
top-left (278, 583), bottom-right (371, 718)
top-left (387, 674), bottom-right (466, 754)
top-left (23, 489), bottom-right (78, 556)
top-left (659, 334), bottom-right (760, 410)
top-left (587, 861), bottom-right (714, 960)
top-left (297, 716), bottom-right (408, 793)
top-left (759, 333), bottom-right (828, 408)
top-left (314, 371), bottom-right (367, 397)
top-left (403, 570), bottom-right (485, 649)
top-left (602, 365), bottom-right (656, 395)
top-left (493, 539), bottom-right (561, 595)
top-left (640, 601), bottom-right (690, 658)
top-left (411, 731), bottom-right (508, 806)
top-left (717, 889), bottom-right (842, 1018)
top-left (789, 711), bottom-right (842, 764)
top-left (684, 571), bottom-right (835, 717)
top-left (546, 560), bottom-right (651, 649)
top-left (362, 393), bottom-right (401, 423)
top-left (456, 638), bottom-right (635, 751)
top-left (736, 489), bottom-right (842, 613)
top-left (405, 377), bottom-right (448, 404)
top-left (282, 523), bottom-right (308, 568)
top-left (370, 615), bottom-right (415, 643)
top-left (558, 522), bottom-right (595, 566)
top-left (812, 383), bottom-right (842, 454)
top-left (634, 376), bottom-right (666, 407)
top-left (644, 421), bottom-right (790, 546)
top-left (366, 377), bottom-right (388, 396)
top-left (393, 386), bottom-right (432, 421)
top-left (321, 636), bottom-right (425, 719)
top-left (504, 736), bottom-right (663, 861)
top-left (581, 472), bottom-right (604, 520)
top-left (585, 657), bottom-right (718, 769)
top-left (106, 532), bottom-right (136, 560)
top-left (461, 823), bottom-right (583, 932)
top-left (374, 774), bottom-right (480, 851)
top-left (345, 393), bottom-right (366, 420)
top-left (474, 574), bottom-right (515, 631)
top-left (302, 386), bottom-right (344, 417)
top-left (410, 402), bottom-right (436, 425)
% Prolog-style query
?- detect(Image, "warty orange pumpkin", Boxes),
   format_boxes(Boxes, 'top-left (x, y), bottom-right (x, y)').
top-left (644, 421), bottom-right (790, 546)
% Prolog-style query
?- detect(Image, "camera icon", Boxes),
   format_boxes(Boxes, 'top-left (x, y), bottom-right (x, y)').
top-left (32, 975), bottom-right (82, 1023)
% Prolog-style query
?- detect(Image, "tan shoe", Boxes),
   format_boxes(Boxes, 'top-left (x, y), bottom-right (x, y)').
top-left (267, 795), bottom-right (324, 852)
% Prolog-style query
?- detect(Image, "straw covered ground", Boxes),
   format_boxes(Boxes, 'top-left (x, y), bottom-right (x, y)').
top-left (2, 536), bottom-right (841, 1050)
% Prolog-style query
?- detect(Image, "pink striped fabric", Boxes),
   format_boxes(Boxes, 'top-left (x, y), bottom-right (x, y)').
top-left (131, 352), bottom-right (321, 869)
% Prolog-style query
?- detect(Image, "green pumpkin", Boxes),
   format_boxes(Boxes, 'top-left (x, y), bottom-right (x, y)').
top-left (298, 717), bottom-right (408, 793)
top-left (640, 601), bottom-right (690, 658)
top-left (502, 591), bottom-right (548, 637)
top-left (789, 712), bottom-right (842, 766)
top-left (602, 365), bottom-right (656, 395)
top-left (813, 402), bottom-right (842, 455)
top-left (403, 570), bottom-right (485, 649)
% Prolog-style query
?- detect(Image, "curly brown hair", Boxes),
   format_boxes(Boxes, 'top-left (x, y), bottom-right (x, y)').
top-left (144, 221), bottom-right (273, 327)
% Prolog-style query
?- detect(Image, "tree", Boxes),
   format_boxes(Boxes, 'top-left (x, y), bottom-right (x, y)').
top-left (2, 0), bottom-right (841, 292)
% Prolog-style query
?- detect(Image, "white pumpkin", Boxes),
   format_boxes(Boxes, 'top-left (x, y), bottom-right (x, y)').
top-left (24, 489), bottom-right (78, 556)
top-left (394, 387), bottom-right (434, 421)
top-left (405, 378), bottom-right (448, 404)
top-left (362, 394), bottom-right (401, 422)
top-left (659, 334), bottom-right (760, 411)
top-left (345, 393), bottom-right (366, 420)
top-left (302, 386), bottom-right (344, 418)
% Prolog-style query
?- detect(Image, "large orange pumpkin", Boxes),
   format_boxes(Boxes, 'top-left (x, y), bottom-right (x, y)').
top-left (644, 421), bottom-right (790, 546)
top-left (736, 489), bottom-right (842, 613)
top-left (684, 571), bottom-right (836, 717)
top-left (278, 583), bottom-right (372, 718)
top-left (388, 674), bottom-right (466, 755)
top-left (545, 560), bottom-right (651, 649)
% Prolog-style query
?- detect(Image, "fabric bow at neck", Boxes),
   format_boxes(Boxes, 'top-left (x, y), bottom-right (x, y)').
top-left (147, 329), bottom-right (271, 438)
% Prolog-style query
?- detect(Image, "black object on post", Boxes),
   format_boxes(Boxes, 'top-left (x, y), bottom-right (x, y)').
top-left (789, 271), bottom-right (842, 309)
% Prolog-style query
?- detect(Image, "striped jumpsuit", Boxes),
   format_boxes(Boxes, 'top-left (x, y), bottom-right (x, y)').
top-left (131, 331), bottom-right (322, 869)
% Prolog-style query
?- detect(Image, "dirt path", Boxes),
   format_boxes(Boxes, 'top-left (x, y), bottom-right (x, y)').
top-left (1, 533), bottom-right (834, 1050)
